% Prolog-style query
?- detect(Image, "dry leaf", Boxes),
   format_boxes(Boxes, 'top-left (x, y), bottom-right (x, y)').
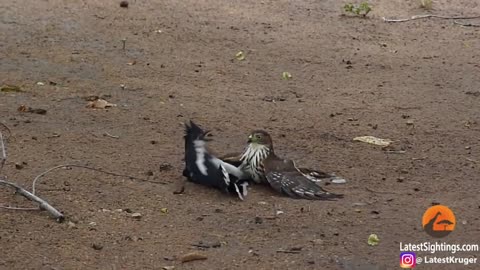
top-left (368, 234), bottom-right (379, 246)
top-left (282, 71), bottom-right (292, 80)
top-left (1, 85), bottom-right (23, 92)
top-left (17, 105), bottom-right (30, 112)
top-left (180, 252), bottom-right (208, 263)
top-left (17, 105), bottom-right (47, 115)
top-left (353, 136), bottom-right (392, 146)
top-left (87, 99), bottom-right (117, 109)
top-left (235, 51), bottom-right (245, 61)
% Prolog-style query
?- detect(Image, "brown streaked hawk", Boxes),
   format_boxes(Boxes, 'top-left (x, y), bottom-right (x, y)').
top-left (233, 130), bottom-right (344, 200)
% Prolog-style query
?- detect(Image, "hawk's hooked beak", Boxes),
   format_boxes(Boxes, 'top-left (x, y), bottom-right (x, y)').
top-left (247, 134), bottom-right (253, 143)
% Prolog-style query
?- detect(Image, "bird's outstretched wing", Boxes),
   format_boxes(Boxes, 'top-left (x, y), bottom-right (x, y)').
top-left (184, 121), bottom-right (248, 200)
top-left (263, 157), bottom-right (343, 200)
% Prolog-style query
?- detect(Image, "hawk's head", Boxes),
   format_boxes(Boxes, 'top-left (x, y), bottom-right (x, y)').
top-left (241, 130), bottom-right (273, 183)
top-left (247, 130), bottom-right (273, 148)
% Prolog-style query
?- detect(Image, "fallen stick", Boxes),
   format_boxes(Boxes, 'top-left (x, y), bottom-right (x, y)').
top-left (0, 179), bottom-right (64, 222)
top-left (103, 132), bottom-right (120, 139)
top-left (383, 14), bottom-right (480, 23)
top-left (465, 157), bottom-right (478, 163)
top-left (365, 187), bottom-right (399, 195)
top-left (1, 129), bottom-right (166, 222)
top-left (384, 150), bottom-right (406, 154)
top-left (0, 132), bottom-right (5, 174)
top-left (276, 249), bottom-right (301, 254)
top-left (0, 205), bottom-right (39, 211)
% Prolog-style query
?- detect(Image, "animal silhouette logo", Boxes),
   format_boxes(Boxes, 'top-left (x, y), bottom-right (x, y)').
top-left (422, 205), bottom-right (455, 238)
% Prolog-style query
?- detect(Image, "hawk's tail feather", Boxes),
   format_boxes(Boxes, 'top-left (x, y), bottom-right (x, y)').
top-left (314, 192), bottom-right (344, 200)
top-left (298, 168), bottom-right (348, 184)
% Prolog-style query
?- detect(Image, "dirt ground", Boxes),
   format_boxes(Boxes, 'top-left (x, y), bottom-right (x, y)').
top-left (1, 0), bottom-right (479, 269)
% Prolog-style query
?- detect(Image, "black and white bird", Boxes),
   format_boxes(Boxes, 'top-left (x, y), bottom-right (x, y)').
top-left (234, 130), bottom-right (344, 200)
top-left (183, 121), bottom-right (249, 200)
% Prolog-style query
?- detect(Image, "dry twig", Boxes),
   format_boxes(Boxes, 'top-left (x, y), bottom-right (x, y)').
top-left (0, 205), bottom-right (39, 211)
top-left (454, 21), bottom-right (480, 27)
top-left (32, 164), bottom-right (166, 195)
top-left (383, 14), bottom-right (480, 23)
top-left (465, 157), bottom-right (478, 163)
top-left (365, 187), bottom-right (400, 195)
top-left (0, 132), bottom-right (5, 174)
top-left (103, 132), bottom-right (119, 139)
top-left (0, 178), bottom-right (64, 222)
top-left (0, 129), bottom-right (164, 221)
top-left (276, 249), bottom-right (301, 254)
top-left (384, 150), bottom-right (406, 154)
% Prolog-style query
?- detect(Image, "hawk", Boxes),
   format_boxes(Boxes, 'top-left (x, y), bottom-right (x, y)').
top-left (231, 130), bottom-right (344, 200)
top-left (183, 121), bottom-right (249, 200)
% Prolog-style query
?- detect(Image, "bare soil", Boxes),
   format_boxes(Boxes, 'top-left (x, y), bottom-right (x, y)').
top-left (1, 1), bottom-right (479, 269)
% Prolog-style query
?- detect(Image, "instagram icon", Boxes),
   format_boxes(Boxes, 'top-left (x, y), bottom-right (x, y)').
top-left (400, 252), bottom-right (416, 268)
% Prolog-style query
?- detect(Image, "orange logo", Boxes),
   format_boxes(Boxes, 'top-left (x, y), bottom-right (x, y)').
top-left (422, 205), bottom-right (455, 238)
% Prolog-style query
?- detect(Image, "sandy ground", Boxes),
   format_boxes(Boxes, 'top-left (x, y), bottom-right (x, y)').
top-left (1, 0), bottom-right (479, 269)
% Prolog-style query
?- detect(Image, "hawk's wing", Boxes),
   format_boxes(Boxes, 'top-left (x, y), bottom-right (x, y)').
top-left (263, 157), bottom-right (343, 200)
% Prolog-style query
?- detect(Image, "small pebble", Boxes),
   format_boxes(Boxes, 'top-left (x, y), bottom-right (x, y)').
top-left (131, 212), bottom-right (142, 219)
top-left (311, 239), bottom-right (323, 245)
top-left (159, 163), bottom-right (173, 171)
top-left (120, 0), bottom-right (128, 8)
top-left (92, 243), bottom-right (103, 250)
